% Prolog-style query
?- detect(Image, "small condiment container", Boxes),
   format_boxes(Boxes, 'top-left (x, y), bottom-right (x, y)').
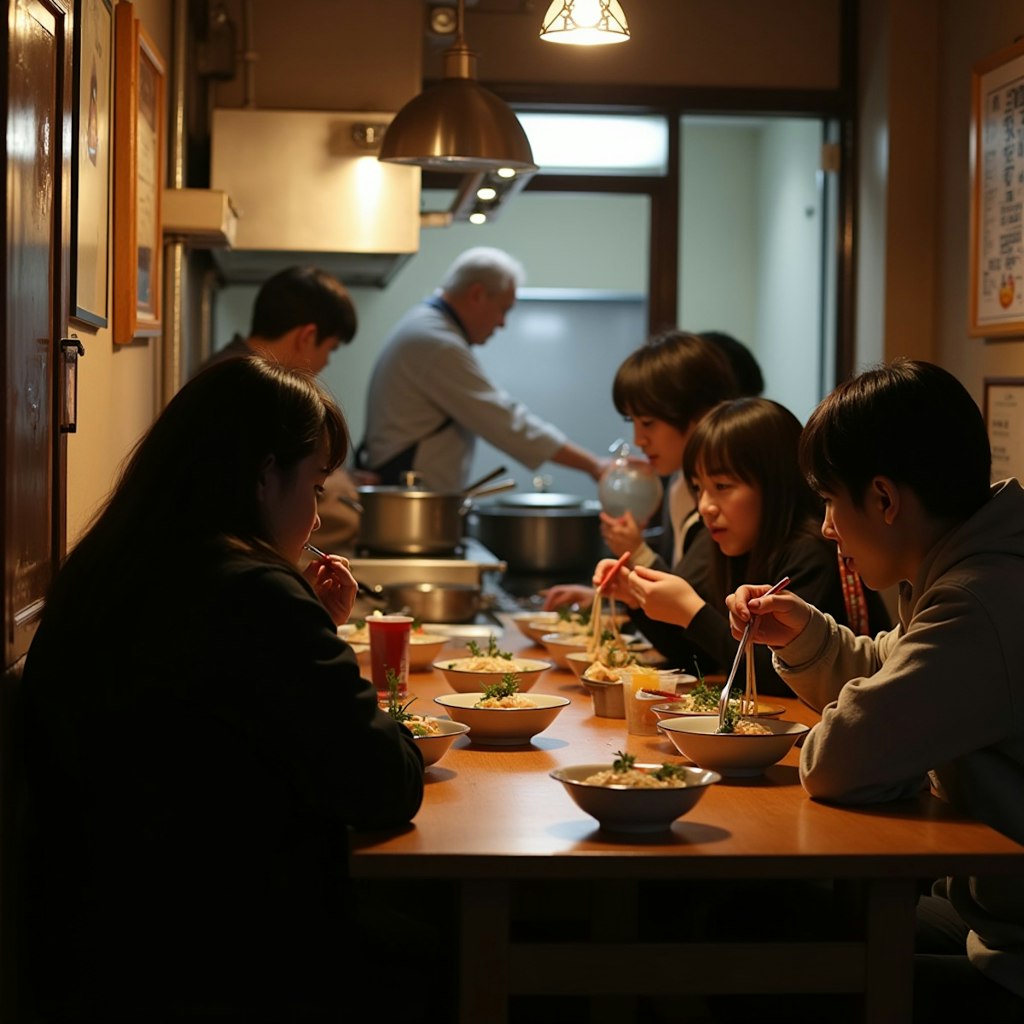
top-left (582, 677), bottom-right (626, 718)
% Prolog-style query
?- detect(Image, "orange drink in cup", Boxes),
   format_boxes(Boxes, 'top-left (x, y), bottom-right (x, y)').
top-left (622, 665), bottom-right (664, 736)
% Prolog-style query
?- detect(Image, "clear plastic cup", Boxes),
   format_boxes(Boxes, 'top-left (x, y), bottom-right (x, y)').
top-left (621, 666), bottom-right (665, 736)
top-left (367, 614), bottom-right (413, 700)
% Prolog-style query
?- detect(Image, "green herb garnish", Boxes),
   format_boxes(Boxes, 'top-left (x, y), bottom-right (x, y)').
top-left (688, 682), bottom-right (723, 711)
top-left (717, 702), bottom-right (739, 734)
top-left (480, 672), bottom-right (521, 700)
top-left (383, 668), bottom-right (429, 736)
top-left (612, 750), bottom-right (636, 772)
top-left (466, 635), bottom-right (512, 660)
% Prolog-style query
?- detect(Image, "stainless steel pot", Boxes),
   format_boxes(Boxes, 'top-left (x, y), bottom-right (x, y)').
top-left (467, 493), bottom-right (604, 574)
top-left (357, 476), bottom-right (516, 555)
top-left (381, 582), bottom-right (481, 623)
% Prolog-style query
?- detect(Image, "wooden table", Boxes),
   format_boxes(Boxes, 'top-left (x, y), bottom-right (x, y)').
top-left (350, 618), bottom-right (1024, 1023)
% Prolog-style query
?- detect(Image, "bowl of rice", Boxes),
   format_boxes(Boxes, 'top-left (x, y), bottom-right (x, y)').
top-left (550, 756), bottom-right (720, 833)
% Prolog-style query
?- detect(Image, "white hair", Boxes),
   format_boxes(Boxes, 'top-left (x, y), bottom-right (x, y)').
top-left (439, 247), bottom-right (526, 297)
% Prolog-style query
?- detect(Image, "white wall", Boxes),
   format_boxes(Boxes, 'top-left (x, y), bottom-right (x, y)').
top-left (215, 191), bottom-right (650, 497)
top-left (755, 119), bottom-right (827, 423)
top-left (680, 118), bottom-right (829, 422)
top-left (679, 123), bottom-right (759, 350)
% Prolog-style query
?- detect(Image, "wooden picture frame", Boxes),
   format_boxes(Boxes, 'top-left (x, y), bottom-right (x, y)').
top-left (969, 38), bottom-right (1024, 337)
top-left (984, 377), bottom-right (1024, 482)
top-left (112, 2), bottom-right (165, 344)
top-left (70, 0), bottom-right (113, 328)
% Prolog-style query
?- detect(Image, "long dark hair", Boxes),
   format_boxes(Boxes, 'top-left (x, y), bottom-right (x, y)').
top-left (612, 330), bottom-right (739, 434)
top-left (683, 397), bottom-right (822, 589)
top-left (47, 357), bottom-right (349, 612)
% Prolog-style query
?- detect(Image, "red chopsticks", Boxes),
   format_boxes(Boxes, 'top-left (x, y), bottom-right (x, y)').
top-left (596, 551), bottom-right (631, 593)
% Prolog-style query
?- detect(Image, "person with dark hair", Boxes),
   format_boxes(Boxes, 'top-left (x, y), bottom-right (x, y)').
top-left (726, 359), bottom-right (1024, 1021)
top-left (699, 330), bottom-right (765, 397)
top-left (200, 265), bottom-right (364, 551)
top-left (359, 246), bottom-right (608, 490)
top-left (604, 329), bottom-right (749, 567)
top-left (602, 397), bottom-right (889, 693)
top-left (213, 264), bottom-right (358, 374)
top-left (542, 331), bottom-right (743, 611)
top-left (19, 357), bottom-right (424, 1022)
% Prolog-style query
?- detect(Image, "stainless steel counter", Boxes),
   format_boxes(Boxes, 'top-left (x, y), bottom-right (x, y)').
top-left (347, 537), bottom-right (506, 590)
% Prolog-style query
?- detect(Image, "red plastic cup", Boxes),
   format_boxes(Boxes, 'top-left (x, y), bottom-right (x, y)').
top-left (367, 614), bottom-right (413, 700)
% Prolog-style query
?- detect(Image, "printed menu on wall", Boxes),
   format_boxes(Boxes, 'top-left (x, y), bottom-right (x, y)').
top-left (971, 39), bottom-right (1024, 336)
top-left (985, 380), bottom-right (1024, 482)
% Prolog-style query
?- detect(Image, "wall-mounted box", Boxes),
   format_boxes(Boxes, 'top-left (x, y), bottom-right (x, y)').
top-left (162, 188), bottom-right (238, 248)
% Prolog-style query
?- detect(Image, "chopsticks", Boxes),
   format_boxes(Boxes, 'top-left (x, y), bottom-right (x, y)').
top-left (303, 541), bottom-right (328, 560)
top-left (596, 551), bottom-right (631, 593)
top-left (640, 687), bottom-right (684, 700)
top-left (717, 575), bottom-right (790, 731)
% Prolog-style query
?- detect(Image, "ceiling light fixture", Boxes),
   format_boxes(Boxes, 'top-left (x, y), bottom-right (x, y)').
top-left (539, 0), bottom-right (630, 46)
top-left (378, 0), bottom-right (536, 172)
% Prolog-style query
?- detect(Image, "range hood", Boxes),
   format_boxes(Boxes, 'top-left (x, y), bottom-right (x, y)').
top-left (209, 108), bottom-right (421, 288)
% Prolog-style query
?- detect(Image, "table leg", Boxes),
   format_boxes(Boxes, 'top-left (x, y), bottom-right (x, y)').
top-left (460, 879), bottom-right (510, 1024)
top-left (862, 877), bottom-right (916, 1024)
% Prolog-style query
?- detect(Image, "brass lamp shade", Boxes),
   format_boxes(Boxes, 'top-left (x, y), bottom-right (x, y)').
top-left (379, 77), bottom-right (536, 172)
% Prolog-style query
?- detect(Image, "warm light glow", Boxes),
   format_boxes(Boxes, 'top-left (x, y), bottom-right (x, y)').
top-left (469, 212), bottom-right (488, 225)
top-left (476, 186), bottom-right (498, 201)
top-left (496, 167), bottom-right (517, 179)
top-left (515, 113), bottom-right (667, 175)
top-left (540, 0), bottom-right (629, 46)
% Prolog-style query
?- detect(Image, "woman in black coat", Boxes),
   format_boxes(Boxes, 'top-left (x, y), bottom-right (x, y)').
top-left (19, 357), bottom-right (424, 1022)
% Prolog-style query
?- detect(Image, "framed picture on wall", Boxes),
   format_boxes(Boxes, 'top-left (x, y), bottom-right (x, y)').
top-left (112, 2), bottom-right (165, 345)
top-left (70, 0), bottom-right (113, 328)
top-left (984, 377), bottom-right (1024, 482)
top-left (970, 37), bottom-right (1024, 337)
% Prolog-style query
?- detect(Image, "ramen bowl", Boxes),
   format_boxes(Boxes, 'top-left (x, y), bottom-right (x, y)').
top-left (657, 717), bottom-right (810, 777)
top-left (550, 762), bottom-right (720, 833)
top-left (411, 718), bottom-right (471, 767)
top-left (432, 657), bottom-right (551, 694)
top-left (511, 611), bottom-right (561, 644)
top-left (433, 692), bottom-right (570, 745)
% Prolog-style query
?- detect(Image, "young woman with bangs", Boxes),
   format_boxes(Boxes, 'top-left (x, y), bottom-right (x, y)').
top-left (600, 396), bottom-right (890, 696)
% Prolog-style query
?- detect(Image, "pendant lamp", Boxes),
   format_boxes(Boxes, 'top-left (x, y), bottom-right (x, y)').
top-left (539, 0), bottom-right (630, 46)
top-left (378, 0), bottom-right (536, 172)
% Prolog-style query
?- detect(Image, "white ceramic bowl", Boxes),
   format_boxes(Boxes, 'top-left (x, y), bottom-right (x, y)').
top-left (410, 718), bottom-right (471, 767)
top-left (406, 633), bottom-right (449, 671)
top-left (432, 656), bottom-right (551, 694)
top-left (550, 762), bottom-right (720, 833)
top-left (511, 611), bottom-right (560, 644)
top-left (433, 692), bottom-right (570, 745)
top-left (540, 633), bottom-right (654, 670)
top-left (657, 717), bottom-right (810, 777)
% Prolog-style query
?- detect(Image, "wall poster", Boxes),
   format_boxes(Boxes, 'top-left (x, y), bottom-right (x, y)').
top-left (70, 0), bottom-right (112, 327)
top-left (984, 378), bottom-right (1024, 482)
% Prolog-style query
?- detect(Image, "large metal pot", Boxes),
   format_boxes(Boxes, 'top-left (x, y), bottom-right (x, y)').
top-left (467, 492), bottom-right (604, 574)
top-left (357, 475), bottom-right (516, 555)
top-left (381, 582), bottom-right (481, 623)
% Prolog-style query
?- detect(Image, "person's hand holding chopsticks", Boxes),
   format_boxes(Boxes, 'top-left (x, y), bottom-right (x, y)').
top-left (589, 552), bottom-right (636, 606)
top-left (725, 580), bottom-right (810, 648)
top-left (302, 542), bottom-right (358, 626)
top-left (624, 564), bottom-right (705, 627)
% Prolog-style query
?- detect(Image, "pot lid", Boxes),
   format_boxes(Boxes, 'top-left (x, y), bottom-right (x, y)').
top-left (476, 492), bottom-right (592, 510)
